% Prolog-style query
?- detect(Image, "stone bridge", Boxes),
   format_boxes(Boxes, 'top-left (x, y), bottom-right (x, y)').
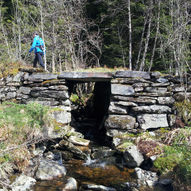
top-left (0, 69), bottom-right (189, 142)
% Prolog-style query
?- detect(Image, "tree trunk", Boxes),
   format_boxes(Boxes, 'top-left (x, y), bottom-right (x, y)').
top-left (149, 0), bottom-right (161, 72)
top-left (39, 1), bottom-right (47, 70)
top-left (139, 1), bottom-right (153, 71)
top-left (127, 0), bottom-right (132, 70)
top-left (135, 14), bottom-right (147, 70)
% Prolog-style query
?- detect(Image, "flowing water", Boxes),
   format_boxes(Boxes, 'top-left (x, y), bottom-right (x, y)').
top-left (33, 141), bottom-right (137, 191)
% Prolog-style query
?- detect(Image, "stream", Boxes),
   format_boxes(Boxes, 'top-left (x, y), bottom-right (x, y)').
top-left (32, 117), bottom-right (138, 191)
top-left (33, 144), bottom-right (137, 191)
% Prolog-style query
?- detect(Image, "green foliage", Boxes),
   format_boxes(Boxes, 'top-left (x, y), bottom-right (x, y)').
top-left (154, 146), bottom-right (184, 173)
top-left (0, 102), bottom-right (50, 178)
top-left (154, 127), bottom-right (191, 186)
top-left (175, 100), bottom-right (191, 125)
top-left (0, 102), bottom-right (48, 129)
top-left (70, 94), bottom-right (79, 104)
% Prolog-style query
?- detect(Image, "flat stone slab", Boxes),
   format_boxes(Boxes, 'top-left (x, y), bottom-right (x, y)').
top-left (137, 114), bottom-right (168, 130)
top-left (115, 71), bottom-right (151, 79)
top-left (58, 72), bottom-right (113, 81)
top-left (25, 73), bottom-right (58, 82)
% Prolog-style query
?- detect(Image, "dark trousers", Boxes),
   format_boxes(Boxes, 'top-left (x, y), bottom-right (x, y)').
top-left (33, 52), bottom-right (44, 68)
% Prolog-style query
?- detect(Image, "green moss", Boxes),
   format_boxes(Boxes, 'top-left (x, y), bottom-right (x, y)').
top-left (42, 79), bottom-right (60, 85)
top-left (175, 100), bottom-right (191, 125)
top-left (117, 141), bottom-right (134, 151)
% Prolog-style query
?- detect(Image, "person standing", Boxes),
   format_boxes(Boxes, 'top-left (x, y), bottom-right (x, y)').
top-left (29, 32), bottom-right (45, 69)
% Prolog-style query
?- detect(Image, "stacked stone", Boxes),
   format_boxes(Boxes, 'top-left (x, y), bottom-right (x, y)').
top-left (0, 71), bottom-right (71, 125)
top-left (105, 71), bottom-right (182, 137)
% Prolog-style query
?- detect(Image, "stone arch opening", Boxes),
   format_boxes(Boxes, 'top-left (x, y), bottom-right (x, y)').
top-left (66, 80), bottom-right (111, 144)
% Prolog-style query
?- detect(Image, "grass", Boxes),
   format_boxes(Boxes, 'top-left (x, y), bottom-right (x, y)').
top-left (0, 102), bottom-right (51, 179)
top-left (65, 66), bottom-right (129, 73)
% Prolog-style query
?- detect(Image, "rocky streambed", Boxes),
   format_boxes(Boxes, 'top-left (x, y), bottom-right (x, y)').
top-left (6, 123), bottom-right (173, 191)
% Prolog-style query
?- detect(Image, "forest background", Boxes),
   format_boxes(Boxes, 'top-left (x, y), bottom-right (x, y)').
top-left (0, 0), bottom-right (191, 75)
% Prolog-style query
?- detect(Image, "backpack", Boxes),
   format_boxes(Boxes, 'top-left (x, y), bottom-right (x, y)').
top-left (36, 36), bottom-right (45, 52)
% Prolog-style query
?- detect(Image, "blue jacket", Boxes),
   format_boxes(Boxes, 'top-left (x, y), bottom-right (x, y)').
top-left (29, 35), bottom-right (44, 54)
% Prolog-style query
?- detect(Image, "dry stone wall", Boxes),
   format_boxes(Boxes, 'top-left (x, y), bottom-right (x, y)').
top-left (0, 71), bottom-right (71, 125)
top-left (0, 69), bottom-right (189, 141)
top-left (105, 71), bottom-right (189, 138)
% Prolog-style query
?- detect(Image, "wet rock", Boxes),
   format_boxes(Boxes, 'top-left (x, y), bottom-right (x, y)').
top-left (111, 84), bottom-right (134, 96)
top-left (80, 183), bottom-right (116, 191)
top-left (62, 177), bottom-right (78, 191)
top-left (135, 167), bottom-right (158, 188)
top-left (132, 105), bottom-right (171, 114)
top-left (68, 136), bottom-right (90, 146)
top-left (61, 150), bottom-right (74, 161)
top-left (137, 114), bottom-right (168, 130)
top-left (35, 159), bottom-right (66, 180)
top-left (11, 174), bottom-right (36, 191)
top-left (91, 147), bottom-right (115, 159)
top-left (122, 145), bottom-right (144, 168)
top-left (105, 115), bottom-right (136, 130)
top-left (58, 139), bottom-right (87, 160)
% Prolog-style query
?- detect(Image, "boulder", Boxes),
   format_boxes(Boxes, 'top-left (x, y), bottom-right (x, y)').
top-left (62, 177), bottom-right (78, 191)
top-left (122, 145), bottom-right (144, 168)
top-left (135, 167), bottom-right (158, 188)
top-left (35, 159), bottom-right (67, 180)
top-left (137, 114), bottom-right (169, 130)
top-left (11, 174), bottom-right (36, 191)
